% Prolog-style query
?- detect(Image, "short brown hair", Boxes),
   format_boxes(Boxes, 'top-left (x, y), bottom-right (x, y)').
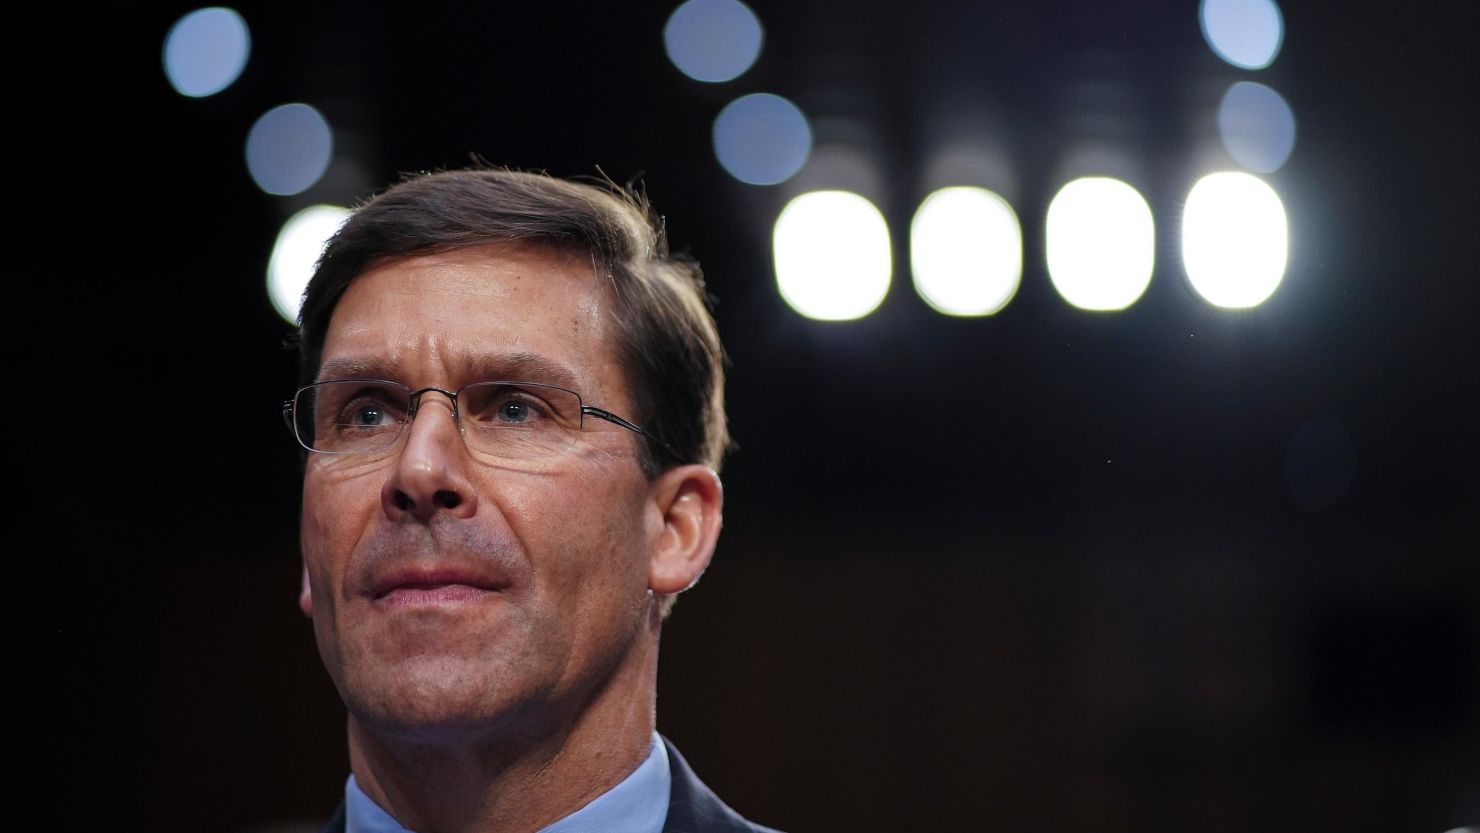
top-left (294, 168), bottom-right (730, 477)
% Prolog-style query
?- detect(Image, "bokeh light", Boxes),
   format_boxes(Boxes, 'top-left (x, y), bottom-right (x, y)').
top-left (664, 0), bottom-right (764, 83)
top-left (1045, 177), bottom-right (1155, 312)
top-left (773, 191), bottom-right (891, 321)
top-left (1200, 0), bottom-right (1284, 70)
top-left (163, 7), bottom-right (251, 98)
top-left (267, 204), bottom-right (351, 323)
top-left (910, 187), bottom-right (1022, 316)
top-left (1182, 172), bottom-right (1288, 308)
top-left (713, 93), bottom-right (812, 186)
top-left (1218, 81), bottom-right (1297, 172)
top-left (245, 103), bottom-right (334, 196)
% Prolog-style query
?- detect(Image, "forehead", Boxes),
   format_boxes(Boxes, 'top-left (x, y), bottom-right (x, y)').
top-left (319, 243), bottom-right (619, 392)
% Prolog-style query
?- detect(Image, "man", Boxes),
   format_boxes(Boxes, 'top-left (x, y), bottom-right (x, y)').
top-left (285, 168), bottom-right (780, 833)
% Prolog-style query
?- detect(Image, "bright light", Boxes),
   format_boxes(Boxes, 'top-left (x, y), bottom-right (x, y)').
top-left (910, 187), bottom-right (1021, 316)
top-left (245, 103), bottom-right (333, 196)
top-left (664, 0), bottom-right (764, 83)
top-left (1219, 81), bottom-right (1297, 172)
top-left (1182, 172), bottom-right (1288, 309)
top-left (1045, 177), bottom-right (1155, 312)
top-left (1200, 0), bottom-right (1284, 70)
top-left (268, 204), bottom-right (351, 323)
top-left (163, 7), bottom-right (250, 97)
top-left (773, 191), bottom-right (891, 321)
top-left (713, 93), bottom-right (811, 186)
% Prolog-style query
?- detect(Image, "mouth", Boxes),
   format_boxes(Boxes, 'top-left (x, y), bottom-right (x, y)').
top-left (368, 567), bottom-right (507, 607)
top-left (376, 583), bottom-right (499, 607)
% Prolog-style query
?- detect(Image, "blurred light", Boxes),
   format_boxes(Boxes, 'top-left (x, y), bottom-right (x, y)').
top-left (246, 103), bottom-right (333, 196)
top-left (786, 142), bottom-right (884, 202)
top-left (1182, 172), bottom-right (1287, 308)
top-left (910, 187), bottom-right (1022, 316)
top-left (268, 204), bottom-right (350, 323)
top-left (1200, 0), bottom-right (1284, 69)
top-left (163, 7), bottom-right (250, 97)
top-left (1285, 414), bottom-right (1355, 510)
top-left (1045, 177), bottom-right (1155, 311)
top-left (773, 191), bottom-right (891, 321)
top-left (713, 93), bottom-right (811, 185)
top-left (664, 0), bottom-right (763, 83)
top-left (1218, 81), bottom-right (1297, 172)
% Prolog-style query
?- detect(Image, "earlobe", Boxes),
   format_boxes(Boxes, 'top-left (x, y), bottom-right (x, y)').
top-left (299, 564), bottom-right (314, 617)
top-left (648, 465), bottom-right (724, 597)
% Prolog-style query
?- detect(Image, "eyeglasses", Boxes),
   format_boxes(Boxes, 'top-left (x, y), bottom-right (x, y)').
top-left (283, 379), bottom-right (669, 461)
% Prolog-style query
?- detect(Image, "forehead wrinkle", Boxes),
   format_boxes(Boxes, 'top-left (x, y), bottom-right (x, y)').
top-left (315, 356), bottom-right (398, 383)
top-left (317, 328), bottom-right (443, 381)
top-left (449, 351), bottom-right (583, 391)
top-left (319, 243), bottom-right (622, 400)
top-left (317, 350), bottom-right (584, 393)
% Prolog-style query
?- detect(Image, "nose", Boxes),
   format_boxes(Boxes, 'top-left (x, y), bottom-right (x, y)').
top-left (380, 392), bottom-right (479, 523)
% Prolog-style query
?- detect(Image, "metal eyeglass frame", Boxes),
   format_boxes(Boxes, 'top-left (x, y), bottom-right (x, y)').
top-left (282, 379), bottom-right (677, 459)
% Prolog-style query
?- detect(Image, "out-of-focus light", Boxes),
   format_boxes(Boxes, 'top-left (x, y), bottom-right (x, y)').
top-left (773, 191), bottom-right (891, 321)
top-left (664, 0), bottom-right (763, 83)
top-left (1218, 81), bottom-right (1297, 172)
top-left (713, 93), bottom-right (811, 186)
top-left (268, 204), bottom-right (350, 323)
top-left (1200, 0), bottom-right (1284, 70)
top-left (1045, 177), bottom-right (1155, 312)
top-left (163, 7), bottom-right (250, 97)
top-left (246, 103), bottom-right (334, 196)
top-left (1182, 172), bottom-right (1287, 308)
top-left (910, 187), bottom-right (1022, 316)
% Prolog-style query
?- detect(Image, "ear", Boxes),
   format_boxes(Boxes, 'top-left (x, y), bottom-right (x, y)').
top-left (647, 465), bottom-right (724, 596)
top-left (298, 563), bottom-right (314, 617)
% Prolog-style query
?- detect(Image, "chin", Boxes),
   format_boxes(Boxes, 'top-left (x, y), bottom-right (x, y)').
top-left (341, 657), bottom-right (552, 744)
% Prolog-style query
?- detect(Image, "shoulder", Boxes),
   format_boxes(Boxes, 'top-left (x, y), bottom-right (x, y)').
top-left (661, 736), bottom-right (787, 833)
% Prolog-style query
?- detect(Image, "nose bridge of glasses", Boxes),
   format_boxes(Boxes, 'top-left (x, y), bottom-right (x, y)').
top-left (407, 385), bottom-right (461, 422)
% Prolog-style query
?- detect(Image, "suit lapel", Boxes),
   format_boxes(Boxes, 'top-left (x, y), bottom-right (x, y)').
top-left (660, 736), bottom-right (774, 833)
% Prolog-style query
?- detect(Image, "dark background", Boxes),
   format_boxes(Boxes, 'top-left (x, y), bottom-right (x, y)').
top-left (31, 1), bottom-right (1478, 831)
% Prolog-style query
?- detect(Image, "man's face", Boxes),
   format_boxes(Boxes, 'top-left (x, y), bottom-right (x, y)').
top-left (299, 243), bottom-right (661, 741)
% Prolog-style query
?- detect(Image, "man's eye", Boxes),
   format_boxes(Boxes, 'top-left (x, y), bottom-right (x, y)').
top-left (463, 384), bottom-right (571, 428)
top-left (349, 404), bottom-right (391, 426)
top-left (497, 400), bottom-right (532, 423)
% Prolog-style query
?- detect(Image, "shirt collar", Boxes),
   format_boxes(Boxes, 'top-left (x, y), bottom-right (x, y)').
top-left (345, 733), bottom-right (671, 833)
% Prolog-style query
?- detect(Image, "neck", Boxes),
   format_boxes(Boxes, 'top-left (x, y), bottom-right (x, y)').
top-left (346, 618), bottom-right (661, 833)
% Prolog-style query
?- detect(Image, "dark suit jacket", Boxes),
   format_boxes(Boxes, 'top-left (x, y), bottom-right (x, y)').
top-left (319, 736), bottom-right (782, 833)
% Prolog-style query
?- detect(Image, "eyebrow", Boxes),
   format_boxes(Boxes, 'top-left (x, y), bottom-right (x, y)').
top-left (316, 352), bottom-right (582, 392)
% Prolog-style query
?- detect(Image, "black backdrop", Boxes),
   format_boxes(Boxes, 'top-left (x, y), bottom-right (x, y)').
top-left (30, 1), bottom-right (1478, 831)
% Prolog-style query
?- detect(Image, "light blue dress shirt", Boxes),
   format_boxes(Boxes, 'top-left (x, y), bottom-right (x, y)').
top-left (344, 733), bottom-right (672, 833)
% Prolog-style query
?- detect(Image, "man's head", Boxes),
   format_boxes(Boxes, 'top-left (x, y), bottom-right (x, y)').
top-left (292, 169), bottom-right (727, 748)
top-left (296, 168), bottom-right (729, 477)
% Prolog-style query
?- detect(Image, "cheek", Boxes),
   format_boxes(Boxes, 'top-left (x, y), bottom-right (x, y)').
top-left (300, 463), bottom-right (382, 604)
top-left (499, 468), bottom-right (653, 602)
top-left (300, 467), bottom-right (385, 686)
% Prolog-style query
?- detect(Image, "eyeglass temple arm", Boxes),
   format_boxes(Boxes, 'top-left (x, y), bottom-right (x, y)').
top-left (581, 406), bottom-right (681, 461)
top-left (282, 400), bottom-right (295, 431)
